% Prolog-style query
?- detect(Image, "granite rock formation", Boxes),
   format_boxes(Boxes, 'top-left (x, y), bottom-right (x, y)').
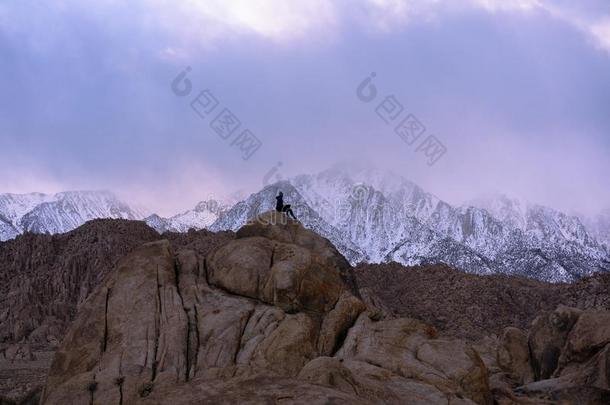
top-left (41, 212), bottom-right (493, 404)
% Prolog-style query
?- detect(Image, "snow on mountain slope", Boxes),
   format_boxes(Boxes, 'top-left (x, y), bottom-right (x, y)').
top-left (469, 194), bottom-right (528, 230)
top-left (291, 170), bottom-right (402, 262)
top-left (0, 214), bottom-right (19, 241)
top-left (465, 195), bottom-right (610, 280)
top-left (429, 205), bottom-right (511, 260)
top-left (471, 196), bottom-right (606, 254)
top-left (525, 204), bottom-right (594, 247)
top-left (0, 191), bottom-right (148, 238)
top-left (297, 164), bottom-right (442, 225)
top-left (580, 209), bottom-right (610, 251)
top-left (291, 166), bottom-right (504, 260)
top-left (203, 166), bottom-right (609, 281)
top-left (143, 214), bottom-right (171, 234)
top-left (145, 200), bottom-right (227, 233)
top-left (0, 192), bottom-right (54, 231)
top-left (470, 194), bottom-right (598, 248)
top-left (290, 167), bottom-right (495, 272)
top-left (289, 167), bottom-right (610, 281)
top-left (386, 225), bottom-right (493, 274)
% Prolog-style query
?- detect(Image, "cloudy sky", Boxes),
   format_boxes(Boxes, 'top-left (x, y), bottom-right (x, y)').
top-left (1, 0), bottom-right (609, 216)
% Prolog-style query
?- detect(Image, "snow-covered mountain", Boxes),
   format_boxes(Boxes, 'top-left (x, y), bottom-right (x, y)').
top-left (0, 215), bottom-right (20, 241)
top-left (0, 192), bottom-right (54, 230)
top-left (578, 209), bottom-right (610, 252)
top-left (0, 191), bottom-right (148, 240)
top-left (145, 200), bottom-right (228, 233)
top-left (210, 166), bottom-right (610, 282)
top-left (2, 168), bottom-right (609, 283)
top-left (467, 195), bottom-right (609, 279)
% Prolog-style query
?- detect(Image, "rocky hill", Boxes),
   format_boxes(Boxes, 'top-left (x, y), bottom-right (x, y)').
top-left (0, 219), bottom-right (233, 347)
top-left (355, 262), bottom-right (610, 341)
top-left (2, 216), bottom-right (610, 404)
top-left (40, 212), bottom-right (494, 404)
top-left (0, 219), bottom-right (233, 402)
top-left (31, 213), bottom-right (610, 404)
top-left (0, 219), bottom-right (159, 346)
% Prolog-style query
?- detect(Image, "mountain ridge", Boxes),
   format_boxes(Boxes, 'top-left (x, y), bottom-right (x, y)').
top-left (0, 190), bottom-right (148, 240)
top-left (2, 168), bottom-right (609, 282)
top-left (211, 167), bottom-right (610, 282)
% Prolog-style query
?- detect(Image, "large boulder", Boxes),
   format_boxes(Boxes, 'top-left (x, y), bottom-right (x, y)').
top-left (527, 305), bottom-right (582, 379)
top-left (551, 310), bottom-right (610, 392)
top-left (235, 211), bottom-right (360, 297)
top-left (334, 315), bottom-right (492, 404)
top-left (41, 240), bottom-right (189, 405)
top-left (510, 306), bottom-right (610, 403)
top-left (41, 213), bottom-right (493, 404)
top-left (559, 310), bottom-right (610, 365)
top-left (207, 236), bottom-right (347, 314)
top-left (497, 327), bottom-right (534, 385)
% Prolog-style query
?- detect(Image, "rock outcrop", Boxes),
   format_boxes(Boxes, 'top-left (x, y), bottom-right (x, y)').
top-left (41, 212), bottom-right (493, 404)
top-left (0, 219), bottom-right (160, 347)
top-left (514, 306), bottom-right (610, 402)
top-left (0, 219), bottom-right (232, 348)
top-left (0, 219), bottom-right (233, 403)
top-left (475, 305), bottom-right (610, 404)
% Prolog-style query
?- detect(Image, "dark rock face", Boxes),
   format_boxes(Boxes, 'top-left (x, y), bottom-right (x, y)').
top-left (354, 262), bottom-right (610, 340)
top-left (501, 306), bottom-right (610, 403)
top-left (528, 306), bottom-right (582, 380)
top-left (496, 327), bottom-right (534, 385)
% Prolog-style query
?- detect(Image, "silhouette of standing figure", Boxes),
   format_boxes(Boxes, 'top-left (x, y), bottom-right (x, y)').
top-left (275, 191), bottom-right (297, 220)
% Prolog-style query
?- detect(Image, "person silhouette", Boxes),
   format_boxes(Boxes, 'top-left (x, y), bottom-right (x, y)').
top-left (275, 191), bottom-right (297, 220)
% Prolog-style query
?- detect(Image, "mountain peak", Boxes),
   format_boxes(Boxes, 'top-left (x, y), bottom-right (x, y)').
top-left (0, 190), bottom-right (147, 239)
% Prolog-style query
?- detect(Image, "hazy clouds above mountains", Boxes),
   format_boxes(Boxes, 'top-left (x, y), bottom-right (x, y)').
top-left (1, 0), bottom-right (609, 216)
